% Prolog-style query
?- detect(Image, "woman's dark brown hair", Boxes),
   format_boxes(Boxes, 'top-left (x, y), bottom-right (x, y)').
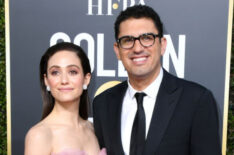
top-left (39, 42), bottom-right (91, 120)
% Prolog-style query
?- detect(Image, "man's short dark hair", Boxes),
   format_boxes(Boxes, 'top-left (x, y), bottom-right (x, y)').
top-left (114, 5), bottom-right (163, 40)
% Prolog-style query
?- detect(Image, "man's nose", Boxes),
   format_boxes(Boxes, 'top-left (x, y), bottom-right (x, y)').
top-left (132, 39), bottom-right (144, 53)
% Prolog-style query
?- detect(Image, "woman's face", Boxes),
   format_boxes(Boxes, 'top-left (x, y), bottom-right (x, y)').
top-left (44, 50), bottom-right (90, 104)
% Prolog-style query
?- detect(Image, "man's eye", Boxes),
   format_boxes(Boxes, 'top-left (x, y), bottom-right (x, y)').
top-left (122, 37), bottom-right (133, 43)
top-left (141, 35), bottom-right (153, 41)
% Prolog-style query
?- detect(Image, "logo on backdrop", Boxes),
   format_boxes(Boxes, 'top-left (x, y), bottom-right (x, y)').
top-left (87, 0), bottom-right (146, 16)
top-left (50, 1), bottom-right (186, 79)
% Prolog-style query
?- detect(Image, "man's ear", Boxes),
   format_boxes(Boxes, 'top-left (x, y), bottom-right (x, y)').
top-left (114, 42), bottom-right (121, 60)
top-left (160, 37), bottom-right (167, 56)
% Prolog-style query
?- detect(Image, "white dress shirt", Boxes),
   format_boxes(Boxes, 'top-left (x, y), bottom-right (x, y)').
top-left (121, 68), bottom-right (163, 155)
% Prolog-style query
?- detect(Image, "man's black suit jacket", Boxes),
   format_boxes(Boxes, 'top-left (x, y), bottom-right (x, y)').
top-left (93, 70), bottom-right (221, 155)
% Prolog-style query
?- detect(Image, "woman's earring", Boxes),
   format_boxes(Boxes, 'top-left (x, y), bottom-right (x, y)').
top-left (46, 86), bottom-right (50, 91)
top-left (83, 85), bottom-right (87, 90)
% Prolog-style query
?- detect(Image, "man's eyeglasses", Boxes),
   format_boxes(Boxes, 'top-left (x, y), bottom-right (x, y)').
top-left (117, 33), bottom-right (160, 49)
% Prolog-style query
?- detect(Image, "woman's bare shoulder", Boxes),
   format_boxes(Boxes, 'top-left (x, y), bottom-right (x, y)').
top-left (26, 121), bottom-right (53, 139)
top-left (82, 120), bottom-right (101, 154)
top-left (25, 121), bottom-right (53, 155)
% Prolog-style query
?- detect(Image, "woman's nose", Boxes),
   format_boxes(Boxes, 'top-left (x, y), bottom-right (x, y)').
top-left (61, 73), bottom-right (69, 84)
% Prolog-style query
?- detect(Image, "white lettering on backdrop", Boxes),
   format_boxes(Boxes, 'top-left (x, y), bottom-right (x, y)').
top-left (50, 32), bottom-right (186, 78)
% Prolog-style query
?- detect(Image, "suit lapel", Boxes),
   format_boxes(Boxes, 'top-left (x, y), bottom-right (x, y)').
top-left (144, 70), bottom-right (183, 154)
top-left (107, 81), bottom-right (128, 154)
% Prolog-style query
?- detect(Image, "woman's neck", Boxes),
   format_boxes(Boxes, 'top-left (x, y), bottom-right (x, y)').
top-left (48, 100), bottom-right (83, 127)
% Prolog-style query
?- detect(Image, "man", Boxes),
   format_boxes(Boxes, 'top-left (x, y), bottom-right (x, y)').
top-left (93, 5), bottom-right (221, 155)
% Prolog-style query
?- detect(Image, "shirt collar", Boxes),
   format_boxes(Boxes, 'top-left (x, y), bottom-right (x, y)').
top-left (127, 67), bottom-right (164, 99)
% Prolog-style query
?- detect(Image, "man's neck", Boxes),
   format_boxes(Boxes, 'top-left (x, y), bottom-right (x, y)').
top-left (128, 68), bottom-right (162, 91)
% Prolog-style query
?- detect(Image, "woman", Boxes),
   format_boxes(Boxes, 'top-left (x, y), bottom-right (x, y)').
top-left (25, 42), bottom-right (106, 155)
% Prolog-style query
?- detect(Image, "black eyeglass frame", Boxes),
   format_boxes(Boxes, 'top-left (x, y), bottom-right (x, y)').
top-left (117, 33), bottom-right (161, 49)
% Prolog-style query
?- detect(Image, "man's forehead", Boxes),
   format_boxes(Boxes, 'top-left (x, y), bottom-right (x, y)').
top-left (118, 18), bottom-right (159, 37)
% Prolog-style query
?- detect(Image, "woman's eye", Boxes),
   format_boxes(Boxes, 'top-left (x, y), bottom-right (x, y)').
top-left (51, 71), bottom-right (59, 76)
top-left (69, 70), bottom-right (78, 75)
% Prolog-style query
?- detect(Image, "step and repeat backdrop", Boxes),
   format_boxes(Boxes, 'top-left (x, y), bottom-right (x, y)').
top-left (6, 0), bottom-right (232, 154)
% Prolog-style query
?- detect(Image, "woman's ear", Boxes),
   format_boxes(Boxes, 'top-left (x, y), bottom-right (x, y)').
top-left (84, 73), bottom-right (91, 86)
top-left (44, 74), bottom-right (48, 87)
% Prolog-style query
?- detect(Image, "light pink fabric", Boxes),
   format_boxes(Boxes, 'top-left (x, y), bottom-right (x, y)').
top-left (51, 148), bottom-right (107, 155)
top-left (99, 148), bottom-right (107, 155)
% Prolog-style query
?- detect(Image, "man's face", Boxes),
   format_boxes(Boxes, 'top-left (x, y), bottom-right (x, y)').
top-left (114, 18), bottom-right (167, 82)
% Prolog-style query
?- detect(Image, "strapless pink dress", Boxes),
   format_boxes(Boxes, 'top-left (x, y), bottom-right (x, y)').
top-left (51, 148), bottom-right (107, 155)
